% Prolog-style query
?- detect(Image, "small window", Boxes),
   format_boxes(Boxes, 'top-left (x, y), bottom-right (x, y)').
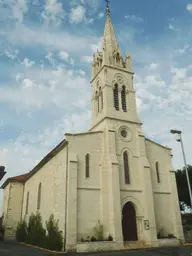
top-left (26, 191), bottom-right (29, 215)
top-left (113, 84), bottom-right (119, 110)
top-left (85, 154), bottom-right (90, 178)
top-left (99, 87), bottom-right (103, 110)
top-left (124, 151), bottom-right (130, 184)
top-left (95, 91), bottom-right (99, 113)
top-left (121, 85), bottom-right (127, 112)
top-left (37, 183), bottom-right (42, 210)
top-left (155, 161), bottom-right (160, 183)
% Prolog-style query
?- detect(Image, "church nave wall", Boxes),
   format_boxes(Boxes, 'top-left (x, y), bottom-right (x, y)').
top-left (22, 146), bottom-right (67, 235)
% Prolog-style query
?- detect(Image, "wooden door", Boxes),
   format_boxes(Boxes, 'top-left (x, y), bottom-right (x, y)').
top-left (122, 202), bottom-right (138, 241)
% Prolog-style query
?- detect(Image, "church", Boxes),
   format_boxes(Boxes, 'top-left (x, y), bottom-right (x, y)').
top-left (1, 2), bottom-right (184, 253)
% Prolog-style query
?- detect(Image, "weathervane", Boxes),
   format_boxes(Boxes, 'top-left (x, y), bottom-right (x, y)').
top-left (105, 0), bottom-right (110, 15)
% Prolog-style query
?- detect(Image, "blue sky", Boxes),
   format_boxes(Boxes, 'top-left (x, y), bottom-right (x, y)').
top-left (0, 0), bottom-right (192, 203)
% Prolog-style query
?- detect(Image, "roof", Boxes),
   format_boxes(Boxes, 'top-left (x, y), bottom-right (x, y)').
top-left (1, 173), bottom-right (27, 189)
top-left (145, 138), bottom-right (172, 150)
top-left (1, 138), bottom-right (68, 189)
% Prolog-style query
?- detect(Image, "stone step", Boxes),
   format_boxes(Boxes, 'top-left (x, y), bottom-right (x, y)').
top-left (124, 241), bottom-right (150, 250)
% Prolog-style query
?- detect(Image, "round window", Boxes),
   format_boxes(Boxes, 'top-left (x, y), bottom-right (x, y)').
top-left (119, 126), bottom-right (132, 142)
top-left (121, 129), bottom-right (127, 138)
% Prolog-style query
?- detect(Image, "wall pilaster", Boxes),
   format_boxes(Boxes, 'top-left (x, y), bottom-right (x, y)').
top-left (66, 153), bottom-right (78, 252)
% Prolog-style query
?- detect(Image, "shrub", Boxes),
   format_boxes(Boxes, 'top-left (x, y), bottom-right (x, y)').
top-left (27, 213), bottom-right (46, 247)
top-left (168, 233), bottom-right (176, 238)
top-left (90, 236), bottom-right (97, 242)
top-left (15, 220), bottom-right (28, 242)
top-left (107, 235), bottom-right (113, 241)
top-left (45, 214), bottom-right (63, 251)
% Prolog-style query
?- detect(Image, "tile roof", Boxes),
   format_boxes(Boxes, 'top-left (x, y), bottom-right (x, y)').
top-left (1, 173), bottom-right (28, 189)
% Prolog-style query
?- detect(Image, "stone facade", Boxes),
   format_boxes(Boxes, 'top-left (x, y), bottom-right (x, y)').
top-left (1, 5), bottom-right (184, 253)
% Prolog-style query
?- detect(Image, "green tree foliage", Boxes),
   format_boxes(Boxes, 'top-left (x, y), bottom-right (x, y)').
top-left (45, 214), bottom-right (63, 251)
top-left (26, 213), bottom-right (46, 247)
top-left (175, 165), bottom-right (192, 211)
top-left (15, 220), bottom-right (28, 242)
top-left (15, 213), bottom-right (63, 251)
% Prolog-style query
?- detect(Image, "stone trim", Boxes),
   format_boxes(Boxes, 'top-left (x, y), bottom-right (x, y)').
top-left (153, 191), bottom-right (171, 195)
top-left (90, 117), bottom-right (142, 131)
top-left (65, 131), bottom-right (103, 137)
top-left (78, 187), bottom-right (100, 191)
top-left (120, 189), bottom-right (142, 193)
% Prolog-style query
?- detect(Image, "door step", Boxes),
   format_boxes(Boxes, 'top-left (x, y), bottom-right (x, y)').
top-left (124, 241), bottom-right (150, 250)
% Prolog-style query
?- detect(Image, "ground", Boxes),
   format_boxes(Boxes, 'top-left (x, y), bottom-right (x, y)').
top-left (1, 242), bottom-right (192, 256)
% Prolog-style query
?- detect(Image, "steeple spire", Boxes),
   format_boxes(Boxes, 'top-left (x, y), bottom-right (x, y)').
top-left (106, 0), bottom-right (110, 16)
top-left (91, 0), bottom-right (132, 78)
top-left (102, 0), bottom-right (120, 60)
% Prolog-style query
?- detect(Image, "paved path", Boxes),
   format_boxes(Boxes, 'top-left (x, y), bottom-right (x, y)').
top-left (0, 241), bottom-right (192, 256)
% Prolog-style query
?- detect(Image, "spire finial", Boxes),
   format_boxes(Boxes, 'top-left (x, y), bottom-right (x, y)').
top-left (105, 0), bottom-right (110, 16)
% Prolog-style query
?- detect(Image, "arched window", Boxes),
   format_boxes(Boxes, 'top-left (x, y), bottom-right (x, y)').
top-left (26, 191), bottom-right (29, 215)
top-left (99, 87), bottom-right (103, 110)
top-left (113, 84), bottom-right (119, 110)
top-left (123, 151), bottom-right (130, 184)
top-left (96, 91), bottom-right (99, 113)
top-left (155, 161), bottom-right (160, 183)
top-left (85, 154), bottom-right (90, 178)
top-left (37, 183), bottom-right (42, 210)
top-left (121, 85), bottom-right (127, 112)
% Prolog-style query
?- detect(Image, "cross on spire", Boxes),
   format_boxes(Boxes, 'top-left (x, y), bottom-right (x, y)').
top-left (105, 0), bottom-right (110, 16)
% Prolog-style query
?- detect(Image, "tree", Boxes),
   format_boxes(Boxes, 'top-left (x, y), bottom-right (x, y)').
top-left (175, 165), bottom-right (192, 211)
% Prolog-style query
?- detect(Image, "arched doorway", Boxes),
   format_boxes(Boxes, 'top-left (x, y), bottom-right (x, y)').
top-left (122, 202), bottom-right (138, 241)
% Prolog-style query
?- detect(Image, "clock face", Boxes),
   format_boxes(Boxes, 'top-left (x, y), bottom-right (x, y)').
top-left (116, 76), bottom-right (123, 84)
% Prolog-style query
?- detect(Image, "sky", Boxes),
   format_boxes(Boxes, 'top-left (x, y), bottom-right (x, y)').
top-left (0, 0), bottom-right (192, 207)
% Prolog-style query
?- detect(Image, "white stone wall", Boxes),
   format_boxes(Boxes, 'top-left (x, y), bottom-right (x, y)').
top-left (3, 182), bottom-right (24, 239)
top-left (22, 146), bottom-right (67, 235)
top-left (145, 139), bottom-right (184, 240)
top-left (66, 132), bottom-right (103, 244)
top-left (77, 189), bottom-right (100, 241)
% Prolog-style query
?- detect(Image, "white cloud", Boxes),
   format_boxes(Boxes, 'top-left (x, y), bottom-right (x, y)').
top-left (59, 51), bottom-right (75, 65)
top-left (186, 3), bottom-right (192, 13)
top-left (10, 0), bottom-right (28, 23)
top-left (4, 49), bottom-right (19, 60)
top-left (125, 14), bottom-right (143, 22)
top-left (69, 5), bottom-right (86, 24)
top-left (168, 23), bottom-right (176, 31)
top-left (59, 51), bottom-right (69, 61)
top-left (22, 58), bottom-right (35, 68)
top-left (148, 63), bottom-right (159, 70)
top-left (2, 24), bottom-right (98, 55)
top-left (81, 55), bottom-right (93, 63)
top-left (98, 12), bottom-right (104, 19)
top-left (42, 0), bottom-right (64, 25)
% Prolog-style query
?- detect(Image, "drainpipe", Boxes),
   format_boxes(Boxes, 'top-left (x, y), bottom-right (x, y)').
top-left (64, 145), bottom-right (69, 252)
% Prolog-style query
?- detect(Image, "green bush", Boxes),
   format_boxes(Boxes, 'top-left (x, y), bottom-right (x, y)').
top-left (168, 233), bottom-right (176, 238)
top-left (90, 236), bottom-right (97, 242)
top-left (45, 214), bottom-right (63, 251)
top-left (15, 213), bottom-right (63, 251)
top-left (107, 235), bottom-right (113, 241)
top-left (26, 213), bottom-right (46, 247)
top-left (15, 220), bottom-right (28, 242)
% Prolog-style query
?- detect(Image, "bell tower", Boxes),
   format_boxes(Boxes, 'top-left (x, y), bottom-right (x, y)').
top-left (89, 0), bottom-right (142, 131)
